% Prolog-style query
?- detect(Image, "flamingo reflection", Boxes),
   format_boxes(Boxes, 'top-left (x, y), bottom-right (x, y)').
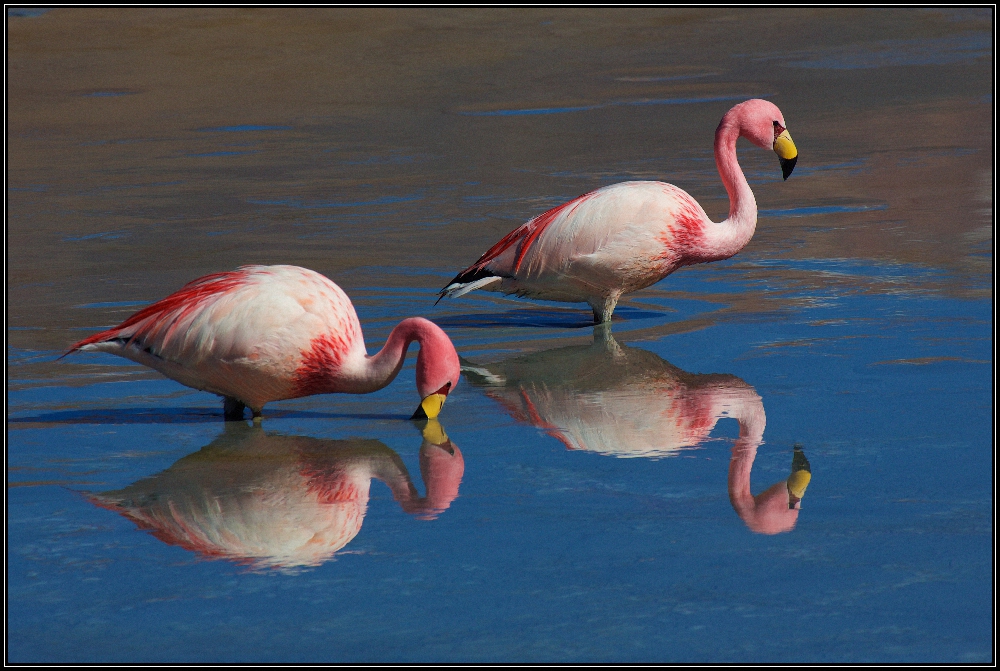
top-left (463, 325), bottom-right (811, 534)
top-left (89, 420), bottom-right (464, 568)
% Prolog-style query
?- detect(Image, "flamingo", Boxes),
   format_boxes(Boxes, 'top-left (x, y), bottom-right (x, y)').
top-left (88, 420), bottom-right (465, 569)
top-left (65, 265), bottom-right (461, 421)
top-left (462, 326), bottom-right (811, 533)
top-left (438, 98), bottom-right (798, 323)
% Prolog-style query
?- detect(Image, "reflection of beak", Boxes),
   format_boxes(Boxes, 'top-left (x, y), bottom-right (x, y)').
top-left (786, 445), bottom-right (811, 509)
top-left (418, 418), bottom-right (450, 447)
top-left (773, 129), bottom-right (798, 181)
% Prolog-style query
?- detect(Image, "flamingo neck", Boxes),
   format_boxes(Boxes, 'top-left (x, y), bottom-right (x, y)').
top-left (356, 319), bottom-right (426, 394)
top-left (706, 116), bottom-right (758, 260)
top-left (355, 317), bottom-right (454, 397)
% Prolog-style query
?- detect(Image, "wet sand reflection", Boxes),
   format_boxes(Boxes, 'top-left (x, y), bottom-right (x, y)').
top-left (463, 326), bottom-right (810, 533)
top-left (88, 420), bottom-right (464, 569)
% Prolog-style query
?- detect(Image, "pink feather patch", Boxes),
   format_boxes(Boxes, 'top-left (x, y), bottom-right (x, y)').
top-left (469, 190), bottom-right (598, 274)
top-left (291, 332), bottom-right (352, 397)
top-left (67, 268), bottom-right (256, 352)
top-left (659, 195), bottom-right (707, 263)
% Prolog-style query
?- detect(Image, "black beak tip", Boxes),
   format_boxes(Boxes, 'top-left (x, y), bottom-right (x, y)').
top-left (411, 405), bottom-right (428, 421)
top-left (780, 155), bottom-right (797, 181)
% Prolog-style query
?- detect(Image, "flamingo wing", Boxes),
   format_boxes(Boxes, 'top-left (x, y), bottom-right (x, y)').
top-left (439, 189), bottom-right (600, 299)
top-left (67, 266), bottom-right (365, 405)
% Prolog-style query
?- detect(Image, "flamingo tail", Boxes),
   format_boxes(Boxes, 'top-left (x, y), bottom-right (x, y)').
top-left (436, 274), bottom-right (502, 304)
top-left (59, 328), bottom-right (129, 360)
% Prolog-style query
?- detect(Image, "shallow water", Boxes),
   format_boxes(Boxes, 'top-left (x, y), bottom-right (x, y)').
top-left (7, 8), bottom-right (993, 663)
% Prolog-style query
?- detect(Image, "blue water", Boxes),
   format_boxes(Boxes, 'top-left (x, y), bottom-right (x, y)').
top-left (8, 260), bottom-right (992, 662)
top-left (196, 125), bottom-right (294, 133)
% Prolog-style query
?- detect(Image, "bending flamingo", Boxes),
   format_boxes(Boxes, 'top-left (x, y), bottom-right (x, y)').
top-left (439, 98), bottom-right (798, 323)
top-left (66, 265), bottom-right (460, 420)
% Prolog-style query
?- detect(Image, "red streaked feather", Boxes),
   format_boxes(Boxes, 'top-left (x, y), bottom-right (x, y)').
top-left (291, 333), bottom-right (352, 397)
top-left (300, 462), bottom-right (365, 505)
top-left (468, 190), bottom-right (597, 274)
top-left (656, 194), bottom-right (707, 263)
top-left (66, 268), bottom-right (256, 352)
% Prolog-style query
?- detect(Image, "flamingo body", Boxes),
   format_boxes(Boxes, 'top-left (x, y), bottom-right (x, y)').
top-left (68, 265), bottom-right (460, 418)
top-left (440, 99), bottom-right (798, 322)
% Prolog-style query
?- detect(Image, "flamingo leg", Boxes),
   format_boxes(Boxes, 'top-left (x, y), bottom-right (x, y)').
top-left (589, 293), bottom-right (620, 324)
top-left (223, 397), bottom-right (247, 422)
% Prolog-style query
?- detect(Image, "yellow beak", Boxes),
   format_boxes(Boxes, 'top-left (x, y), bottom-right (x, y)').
top-left (773, 129), bottom-right (798, 180)
top-left (411, 393), bottom-right (447, 420)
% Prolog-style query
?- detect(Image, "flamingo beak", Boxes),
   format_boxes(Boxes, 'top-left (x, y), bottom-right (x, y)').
top-left (786, 445), bottom-right (811, 509)
top-left (773, 129), bottom-right (798, 180)
top-left (411, 383), bottom-right (452, 420)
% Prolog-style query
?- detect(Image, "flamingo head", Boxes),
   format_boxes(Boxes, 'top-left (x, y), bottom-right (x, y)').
top-left (409, 319), bottom-right (461, 420)
top-left (728, 98), bottom-right (799, 180)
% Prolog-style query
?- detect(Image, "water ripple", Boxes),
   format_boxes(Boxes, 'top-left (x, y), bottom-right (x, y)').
top-left (458, 94), bottom-right (771, 117)
top-left (760, 204), bottom-right (888, 218)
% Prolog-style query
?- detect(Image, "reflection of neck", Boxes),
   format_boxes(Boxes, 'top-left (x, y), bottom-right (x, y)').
top-left (725, 392), bottom-right (767, 520)
top-left (371, 440), bottom-right (464, 519)
top-left (727, 432), bottom-right (764, 519)
top-left (726, 399), bottom-right (799, 535)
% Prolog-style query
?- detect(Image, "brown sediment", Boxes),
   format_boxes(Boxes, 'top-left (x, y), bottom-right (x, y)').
top-left (7, 8), bottom-right (991, 378)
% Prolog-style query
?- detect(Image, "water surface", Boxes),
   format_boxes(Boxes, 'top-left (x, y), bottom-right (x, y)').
top-left (7, 8), bottom-right (993, 663)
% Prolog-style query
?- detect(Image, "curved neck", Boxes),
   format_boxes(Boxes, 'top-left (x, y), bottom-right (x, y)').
top-left (724, 391), bottom-right (767, 516)
top-left (351, 317), bottom-right (454, 397)
top-left (726, 399), bottom-right (800, 534)
top-left (371, 440), bottom-right (464, 519)
top-left (356, 319), bottom-right (424, 394)
top-left (709, 117), bottom-right (758, 258)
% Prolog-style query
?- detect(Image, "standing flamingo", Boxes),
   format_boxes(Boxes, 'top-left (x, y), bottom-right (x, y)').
top-left (439, 98), bottom-right (798, 323)
top-left (66, 265), bottom-right (460, 421)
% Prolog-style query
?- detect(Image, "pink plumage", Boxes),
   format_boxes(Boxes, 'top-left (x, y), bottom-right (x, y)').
top-left (462, 329), bottom-right (805, 534)
top-left (67, 265), bottom-right (460, 420)
top-left (88, 428), bottom-right (465, 569)
top-left (439, 99), bottom-right (799, 322)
